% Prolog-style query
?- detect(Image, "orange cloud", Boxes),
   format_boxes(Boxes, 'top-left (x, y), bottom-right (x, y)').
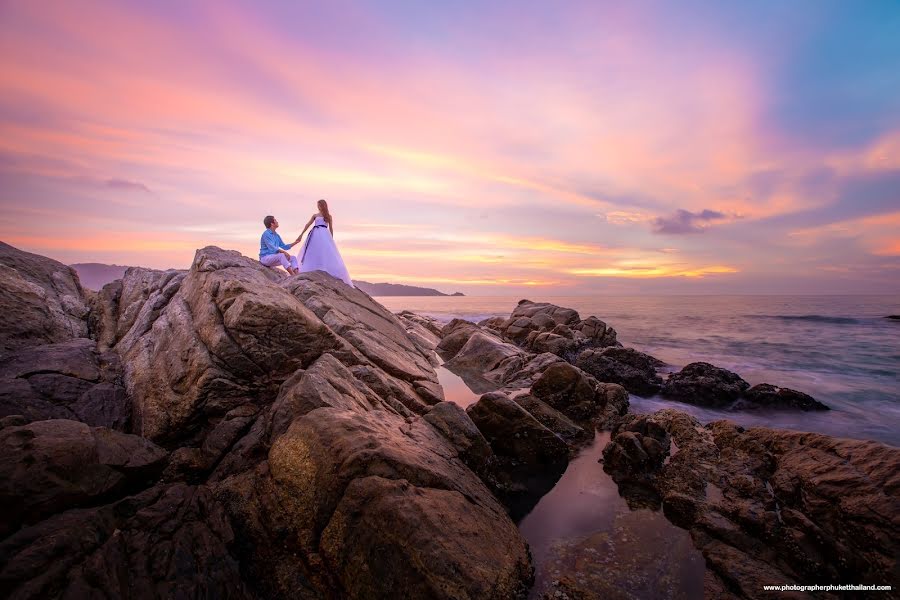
top-left (567, 264), bottom-right (738, 279)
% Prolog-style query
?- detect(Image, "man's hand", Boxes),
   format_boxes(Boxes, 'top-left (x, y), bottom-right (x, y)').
top-left (279, 248), bottom-right (291, 256)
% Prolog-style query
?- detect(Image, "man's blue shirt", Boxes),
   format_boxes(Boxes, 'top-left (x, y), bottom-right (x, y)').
top-left (260, 229), bottom-right (290, 257)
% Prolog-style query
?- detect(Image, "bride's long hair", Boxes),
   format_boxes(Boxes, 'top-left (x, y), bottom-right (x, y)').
top-left (317, 199), bottom-right (332, 224)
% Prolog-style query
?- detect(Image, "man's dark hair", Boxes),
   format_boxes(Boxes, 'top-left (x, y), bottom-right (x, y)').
top-left (263, 215), bottom-right (275, 228)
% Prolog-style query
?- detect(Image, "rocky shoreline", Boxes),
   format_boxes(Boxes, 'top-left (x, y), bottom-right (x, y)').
top-left (1, 240), bottom-right (897, 599)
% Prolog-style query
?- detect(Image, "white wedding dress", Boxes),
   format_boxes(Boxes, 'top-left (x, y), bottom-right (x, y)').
top-left (299, 215), bottom-right (354, 287)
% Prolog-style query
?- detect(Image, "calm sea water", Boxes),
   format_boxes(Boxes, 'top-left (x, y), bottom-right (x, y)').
top-left (378, 295), bottom-right (900, 447)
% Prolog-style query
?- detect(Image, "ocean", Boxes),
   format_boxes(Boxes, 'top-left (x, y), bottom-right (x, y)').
top-left (377, 295), bottom-right (900, 447)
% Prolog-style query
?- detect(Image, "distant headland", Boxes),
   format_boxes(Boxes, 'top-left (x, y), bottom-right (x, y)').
top-left (70, 263), bottom-right (464, 297)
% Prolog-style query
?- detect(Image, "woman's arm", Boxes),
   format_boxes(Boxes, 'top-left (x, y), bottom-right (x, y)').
top-left (328, 217), bottom-right (334, 237)
top-left (295, 215), bottom-right (316, 243)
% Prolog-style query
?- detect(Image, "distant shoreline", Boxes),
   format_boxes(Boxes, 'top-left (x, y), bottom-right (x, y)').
top-left (70, 262), bottom-right (465, 297)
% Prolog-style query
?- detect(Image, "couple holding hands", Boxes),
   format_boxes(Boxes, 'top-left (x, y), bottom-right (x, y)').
top-left (259, 199), bottom-right (354, 287)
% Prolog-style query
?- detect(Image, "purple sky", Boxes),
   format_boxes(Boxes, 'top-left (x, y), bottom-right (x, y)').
top-left (1, 0), bottom-right (898, 294)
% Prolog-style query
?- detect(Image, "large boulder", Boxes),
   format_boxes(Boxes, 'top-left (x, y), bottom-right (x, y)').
top-left (466, 392), bottom-right (569, 470)
top-left (531, 362), bottom-right (629, 426)
top-left (436, 319), bottom-right (489, 360)
top-left (490, 300), bottom-right (619, 358)
top-left (217, 407), bottom-right (532, 600)
top-left (444, 330), bottom-right (527, 384)
top-left (94, 247), bottom-right (441, 429)
top-left (662, 362), bottom-right (829, 412)
top-left (113, 248), bottom-right (342, 444)
top-left (602, 409), bottom-right (900, 594)
top-left (0, 419), bottom-right (168, 537)
top-left (600, 413), bottom-right (673, 508)
top-left (322, 476), bottom-right (528, 599)
top-left (661, 362), bottom-right (750, 407)
top-left (530, 362), bottom-right (600, 421)
top-left (466, 392), bottom-right (570, 517)
top-left (575, 346), bottom-right (665, 396)
top-left (0, 241), bottom-right (89, 353)
top-left (0, 338), bottom-right (130, 430)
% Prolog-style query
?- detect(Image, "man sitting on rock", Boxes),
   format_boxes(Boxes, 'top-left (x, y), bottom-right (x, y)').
top-left (259, 215), bottom-right (299, 274)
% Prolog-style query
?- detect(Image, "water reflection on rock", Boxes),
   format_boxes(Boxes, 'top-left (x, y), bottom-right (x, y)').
top-left (519, 432), bottom-right (705, 599)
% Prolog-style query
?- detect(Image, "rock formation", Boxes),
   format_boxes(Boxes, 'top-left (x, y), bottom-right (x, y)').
top-left (433, 306), bottom-right (630, 517)
top-left (575, 346), bottom-right (666, 396)
top-left (662, 362), bottom-right (829, 411)
top-left (603, 410), bottom-right (900, 596)
top-left (483, 299), bottom-right (620, 359)
top-left (661, 361), bottom-right (751, 407)
top-left (0, 243), bottom-right (532, 600)
top-left (737, 383), bottom-right (830, 411)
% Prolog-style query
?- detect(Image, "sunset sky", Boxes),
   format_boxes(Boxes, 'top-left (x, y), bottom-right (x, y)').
top-left (1, 0), bottom-right (898, 295)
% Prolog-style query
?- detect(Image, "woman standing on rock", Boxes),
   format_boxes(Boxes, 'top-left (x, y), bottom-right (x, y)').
top-left (296, 199), bottom-right (354, 287)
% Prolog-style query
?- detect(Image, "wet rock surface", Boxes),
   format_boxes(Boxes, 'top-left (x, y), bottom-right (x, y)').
top-left (602, 409), bottom-right (900, 596)
top-left (662, 362), bottom-right (830, 411)
top-left (738, 383), bottom-right (830, 411)
top-left (661, 362), bottom-right (751, 407)
top-left (576, 346), bottom-right (665, 396)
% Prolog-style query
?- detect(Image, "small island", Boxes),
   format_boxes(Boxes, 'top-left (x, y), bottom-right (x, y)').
top-left (353, 280), bottom-right (465, 297)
